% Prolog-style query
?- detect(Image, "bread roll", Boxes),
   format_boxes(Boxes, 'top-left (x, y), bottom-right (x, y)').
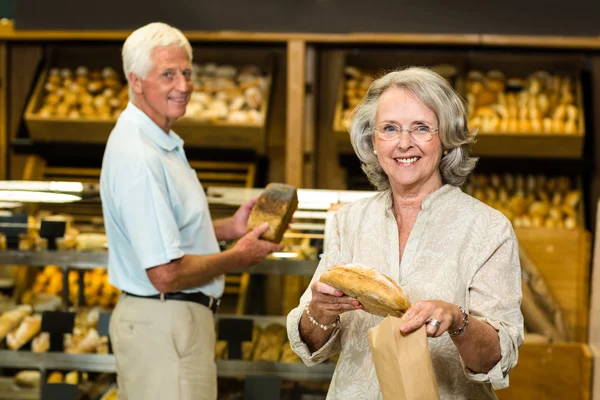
top-left (7, 314), bottom-right (42, 350)
top-left (0, 305), bottom-right (33, 341)
top-left (320, 264), bottom-right (410, 318)
top-left (246, 183), bottom-right (298, 243)
top-left (14, 370), bottom-right (41, 388)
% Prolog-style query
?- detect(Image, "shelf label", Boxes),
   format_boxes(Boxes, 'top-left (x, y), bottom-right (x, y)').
top-left (98, 311), bottom-right (112, 353)
top-left (0, 213), bottom-right (28, 249)
top-left (41, 311), bottom-right (75, 352)
top-left (244, 376), bottom-right (282, 400)
top-left (218, 318), bottom-right (253, 360)
top-left (42, 383), bottom-right (78, 400)
top-left (39, 220), bottom-right (66, 251)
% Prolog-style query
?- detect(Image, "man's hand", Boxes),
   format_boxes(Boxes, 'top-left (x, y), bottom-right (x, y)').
top-left (213, 197), bottom-right (258, 242)
top-left (232, 222), bottom-right (284, 269)
top-left (231, 197), bottom-right (258, 239)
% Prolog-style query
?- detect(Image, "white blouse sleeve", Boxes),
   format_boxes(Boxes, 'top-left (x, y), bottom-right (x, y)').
top-left (286, 211), bottom-right (344, 366)
top-left (462, 216), bottom-right (524, 390)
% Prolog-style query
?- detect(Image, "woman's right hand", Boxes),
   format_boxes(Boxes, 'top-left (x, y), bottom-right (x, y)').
top-left (308, 280), bottom-right (362, 325)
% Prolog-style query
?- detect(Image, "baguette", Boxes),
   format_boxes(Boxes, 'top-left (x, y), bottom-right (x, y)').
top-left (320, 264), bottom-right (410, 318)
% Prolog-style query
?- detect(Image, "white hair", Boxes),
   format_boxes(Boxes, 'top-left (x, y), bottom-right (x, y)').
top-left (122, 22), bottom-right (193, 91)
top-left (349, 66), bottom-right (478, 190)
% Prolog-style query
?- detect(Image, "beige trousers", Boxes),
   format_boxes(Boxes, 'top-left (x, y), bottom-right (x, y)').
top-left (109, 293), bottom-right (217, 400)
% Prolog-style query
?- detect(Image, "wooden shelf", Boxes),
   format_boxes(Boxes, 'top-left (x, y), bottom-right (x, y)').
top-left (471, 133), bottom-right (584, 159)
top-left (2, 20), bottom-right (600, 49)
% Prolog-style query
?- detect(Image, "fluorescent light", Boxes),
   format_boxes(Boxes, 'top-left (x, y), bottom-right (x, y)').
top-left (272, 252), bottom-right (299, 259)
top-left (49, 182), bottom-right (84, 192)
top-left (298, 202), bottom-right (332, 210)
top-left (297, 189), bottom-right (339, 204)
top-left (0, 181), bottom-right (84, 193)
top-left (0, 191), bottom-right (81, 203)
top-left (0, 201), bottom-right (22, 209)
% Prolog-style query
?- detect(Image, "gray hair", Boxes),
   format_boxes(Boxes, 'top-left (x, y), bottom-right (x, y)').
top-left (122, 22), bottom-right (193, 95)
top-left (349, 66), bottom-right (478, 190)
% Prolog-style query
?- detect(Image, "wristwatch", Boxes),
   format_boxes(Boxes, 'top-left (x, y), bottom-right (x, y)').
top-left (449, 305), bottom-right (469, 337)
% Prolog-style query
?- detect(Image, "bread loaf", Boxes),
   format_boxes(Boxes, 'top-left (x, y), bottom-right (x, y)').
top-left (14, 370), bottom-right (41, 388)
top-left (246, 183), bottom-right (298, 243)
top-left (320, 264), bottom-right (411, 318)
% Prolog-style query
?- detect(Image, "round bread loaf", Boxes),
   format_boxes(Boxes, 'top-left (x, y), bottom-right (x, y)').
top-left (319, 264), bottom-right (411, 318)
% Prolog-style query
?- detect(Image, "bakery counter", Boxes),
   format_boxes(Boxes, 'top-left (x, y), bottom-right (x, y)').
top-left (0, 251), bottom-right (320, 276)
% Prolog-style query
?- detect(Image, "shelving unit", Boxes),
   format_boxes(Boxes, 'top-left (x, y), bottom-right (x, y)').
top-left (0, 250), bottom-right (328, 391)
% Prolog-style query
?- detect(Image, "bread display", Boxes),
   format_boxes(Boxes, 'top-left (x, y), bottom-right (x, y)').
top-left (319, 263), bottom-right (411, 318)
top-left (184, 63), bottom-right (268, 125)
top-left (35, 66), bottom-right (128, 120)
top-left (246, 183), bottom-right (299, 243)
top-left (338, 64), bottom-right (459, 131)
top-left (464, 174), bottom-right (581, 229)
top-left (6, 314), bottom-right (42, 350)
top-left (13, 370), bottom-right (41, 388)
top-left (0, 305), bottom-right (32, 341)
top-left (279, 342), bottom-right (302, 363)
top-left (467, 69), bottom-right (581, 135)
top-left (252, 324), bottom-right (287, 362)
top-left (22, 266), bottom-right (119, 308)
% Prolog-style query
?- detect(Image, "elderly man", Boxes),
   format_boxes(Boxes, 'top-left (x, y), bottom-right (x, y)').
top-left (100, 22), bottom-right (282, 400)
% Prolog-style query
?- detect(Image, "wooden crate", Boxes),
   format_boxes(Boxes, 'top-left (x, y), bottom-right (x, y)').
top-left (24, 45), bottom-right (274, 153)
top-left (497, 341), bottom-right (592, 400)
top-left (332, 49), bottom-right (467, 153)
top-left (467, 52), bottom-right (587, 159)
top-left (516, 227), bottom-right (591, 342)
top-left (587, 199), bottom-right (600, 400)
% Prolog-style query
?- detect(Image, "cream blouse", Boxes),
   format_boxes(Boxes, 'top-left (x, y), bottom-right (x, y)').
top-left (287, 184), bottom-right (524, 399)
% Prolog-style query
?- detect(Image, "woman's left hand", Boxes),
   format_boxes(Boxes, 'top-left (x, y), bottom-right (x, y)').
top-left (399, 300), bottom-right (462, 338)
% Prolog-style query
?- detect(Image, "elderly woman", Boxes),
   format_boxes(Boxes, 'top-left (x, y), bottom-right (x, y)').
top-left (287, 67), bottom-right (523, 399)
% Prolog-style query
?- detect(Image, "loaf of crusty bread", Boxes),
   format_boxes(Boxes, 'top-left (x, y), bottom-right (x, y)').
top-left (246, 183), bottom-right (298, 243)
top-left (320, 264), bottom-right (411, 318)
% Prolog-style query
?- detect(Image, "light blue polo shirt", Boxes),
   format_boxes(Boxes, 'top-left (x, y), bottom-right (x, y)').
top-left (100, 102), bottom-right (223, 297)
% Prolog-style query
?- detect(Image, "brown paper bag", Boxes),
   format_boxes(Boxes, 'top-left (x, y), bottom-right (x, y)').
top-left (368, 316), bottom-right (440, 400)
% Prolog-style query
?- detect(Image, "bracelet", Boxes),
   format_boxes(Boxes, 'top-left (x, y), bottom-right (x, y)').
top-left (449, 305), bottom-right (469, 337)
top-left (305, 302), bottom-right (340, 331)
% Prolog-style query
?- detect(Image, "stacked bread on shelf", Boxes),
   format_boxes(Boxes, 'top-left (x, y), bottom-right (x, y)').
top-left (215, 322), bottom-right (338, 364)
top-left (467, 70), bottom-right (581, 134)
top-left (0, 212), bottom-right (107, 252)
top-left (464, 174), bottom-right (581, 229)
top-left (184, 62), bottom-right (268, 125)
top-left (36, 66), bottom-right (128, 120)
top-left (338, 66), bottom-right (376, 130)
top-left (21, 266), bottom-right (119, 309)
top-left (0, 305), bottom-right (109, 354)
top-left (32, 62), bottom-right (269, 126)
top-left (338, 64), bottom-right (459, 131)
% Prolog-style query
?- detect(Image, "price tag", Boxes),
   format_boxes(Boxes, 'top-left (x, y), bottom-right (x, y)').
top-left (217, 318), bottom-right (253, 360)
top-left (98, 312), bottom-right (112, 353)
top-left (42, 383), bottom-right (79, 400)
top-left (0, 213), bottom-right (28, 249)
top-left (244, 376), bottom-right (282, 400)
top-left (41, 311), bottom-right (75, 352)
top-left (39, 220), bottom-right (66, 251)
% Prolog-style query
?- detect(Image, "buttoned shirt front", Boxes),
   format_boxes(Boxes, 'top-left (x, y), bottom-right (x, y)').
top-left (100, 102), bottom-right (223, 297)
